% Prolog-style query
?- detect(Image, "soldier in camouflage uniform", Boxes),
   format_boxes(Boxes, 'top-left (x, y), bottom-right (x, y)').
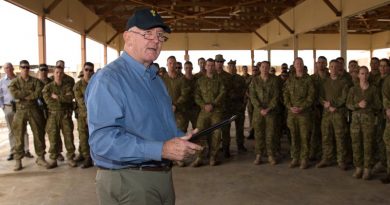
top-left (348, 60), bottom-right (360, 86)
top-left (183, 61), bottom-right (200, 130)
top-left (191, 58), bottom-right (225, 167)
top-left (347, 66), bottom-right (381, 180)
top-left (249, 61), bottom-right (281, 165)
top-left (73, 62), bottom-right (94, 168)
top-left (175, 61), bottom-right (184, 77)
top-left (380, 58), bottom-right (390, 183)
top-left (316, 60), bottom-right (349, 170)
top-left (194, 57), bottom-right (206, 80)
top-left (43, 66), bottom-right (77, 169)
top-left (37, 64), bottom-right (53, 121)
top-left (214, 54), bottom-right (234, 158)
top-left (8, 60), bottom-right (48, 171)
top-left (161, 56), bottom-right (190, 132)
top-left (283, 57), bottom-right (315, 169)
top-left (369, 57), bottom-right (381, 86)
top-left (227, 60), bottom-right (248, 153)
top-left (246, 65), bottom-right (260, 139)
top-left (310, 61), bottom-right (329, 160)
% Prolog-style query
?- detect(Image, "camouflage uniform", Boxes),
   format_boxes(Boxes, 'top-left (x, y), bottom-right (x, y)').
top-left (8, 77), bottom-right (46, 160)
top-left (346, 85), bottom-right (381, 169)
top-left (319, 77), bottom-right (349, 164)
top-left (161, 73), bottom-right (190, 132)
top-left (194, 75), bottom-right (225, 161)
top-left (283, 74), bottom-right (315, 162)
top-left (38, 77), bottom-right (53, 121)
top-left (373, 75), bottom-right (388, 167)
top-left (249, 75), bottom-right (280, 158)
top-left (226, 73), bottom-right (247, 150)
top-left (310, 73), bottom-right (328, 160)
top-left (43, 81), bottom-right (76, 160)
top-left (73, 79), bottom-right (90, 160)
top-left (183, 76), bottom-right (200, 129)
top-left (382, 75), bottom-right (390, 175)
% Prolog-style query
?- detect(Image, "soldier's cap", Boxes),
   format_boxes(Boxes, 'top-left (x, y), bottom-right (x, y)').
top-left (78, 70), bottom-right (84, 78)
top-left (215, 54), bottom-right (225, 62)
top-left (228, 60), bottom-right (236, 65)
top-left (39, 64), bottom-right (48, 71)
top-left (126, 8), bottom-right (171, 33)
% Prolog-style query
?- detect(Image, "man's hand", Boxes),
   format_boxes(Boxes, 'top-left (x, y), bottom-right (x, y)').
top-left (323, 101), bottom-right (330, 109)
top-left (172, 105), bottom-right (176, 113)
top-left (291, 107), bottom-right (301, 114)
top-left (358, 100), bottom-right (367, 109)
top-left (204, 104), bottom-right (213, 113)
top-left (260, 108), bottom-right (270, 116)
top-left (161, 129), bottom-right (203, 161)
top-left (51, 93), bottom-right (59, 99)
top-left (329, 106), bottom-right (336, 112)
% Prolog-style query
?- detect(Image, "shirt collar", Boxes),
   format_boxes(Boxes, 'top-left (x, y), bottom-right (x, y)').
top-left (121, 52), bottom-right (158, 80)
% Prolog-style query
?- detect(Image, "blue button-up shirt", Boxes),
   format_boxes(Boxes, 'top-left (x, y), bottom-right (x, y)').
top-left (0, 75), bottom-right (15, 108)
top-left (86, 52), bottom-right (184, 169)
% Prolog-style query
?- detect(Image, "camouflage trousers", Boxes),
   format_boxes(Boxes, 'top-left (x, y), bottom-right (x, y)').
top-left (321, 112), bottom-right (347, 163)
top-left (253, 111), bottom-right (276, 157)
top-left (195, 111), bottom-right (222, 159)
top-left (247, 100), bottom-right (254, 125)
top-left (13, 108), bottom-right (46, 159)
top-left (174, 111), bottom-right (187, 132)
top-left (382, 121), bottom-right (390, 174)
top-left (310, 107), bottom-right (322, 160)
top-left (225, 109), bottom-right (245, 148)
top-left (77, 112), bottom-right (90, 158)
top-left (287, 112), bottom-right (312, 161)
top-left (350, 112), bottom-right (375, 168)
top-left (183, 107), bottom-right (200, 130)
top-left (46, 110), bottom-right (75, 160)
top-left (374, 113), bottom-right (386, 166)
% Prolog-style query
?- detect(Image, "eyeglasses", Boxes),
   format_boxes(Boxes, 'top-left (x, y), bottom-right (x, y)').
top-left (128, 30), bottom-right (168, 42)
top-left (20, 65), bottom-right (30, 69)
top-left (84, 69), bottom-right (93, 72)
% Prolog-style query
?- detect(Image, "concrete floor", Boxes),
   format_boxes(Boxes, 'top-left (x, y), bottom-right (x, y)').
top-left (0, 114), bottom-right (390, 205)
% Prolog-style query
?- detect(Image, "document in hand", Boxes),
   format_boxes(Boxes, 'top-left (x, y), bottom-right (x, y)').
top-left (190, 115), bottom-right (237, 142)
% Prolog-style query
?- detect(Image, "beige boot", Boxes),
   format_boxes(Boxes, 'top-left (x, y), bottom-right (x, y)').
top-left (338, 162), bottom-right (348, 171)
top-left (36, 156), bottom-right (49, 167)
top-left (362, 168), bottom-right (372, 180)
top-left (47, 159), bottom-right (58, 169)
top-left (352, 167), bottom-right (363, 178)
top-left (209, 156), bottom-right (218, 166)
top-left (268, 156), bottom-right (277, 165)
top-left (253, 154), bottom-right (261, 165)
top-left (300, 159), bottom-right (309, 169)
top-left (68, 159), bottom-right (77, 167)
top-left (289, 159), bottom-right (299, 168)
top-left (316, 159), bottom-right (331, 168)
top-left (190, 157), bottom-right (202, 168)
top-left (176, 161), bottom-right (185, 167)
top-left (14, 159), bottom-right (22, 171)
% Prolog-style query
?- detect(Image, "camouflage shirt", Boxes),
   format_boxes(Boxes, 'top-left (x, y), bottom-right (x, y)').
top-left (346, 85), bottom-right (381, 114)
top-left (8, 76), bottom-right (43, 109)
top-left (42, 81), bottom-right (74, 111)
top-left (249, 75), bottom-right (281, 113)
top-left (283, 73), bottom-right (315, 112)
top-left (73, 79), bottom-right (88, 113)
top-left (195, 75), bottom-right (225, 112)
top-left (161, 73), bottom-right (190, 112)
top-left (319, 77), bottom-right (349, 114)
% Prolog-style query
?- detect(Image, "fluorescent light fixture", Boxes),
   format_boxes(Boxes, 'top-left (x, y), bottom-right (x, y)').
top-left (204, 16), bottom-right (231, 19)
top-left (200, 28), bottom-right (222, 31)
top-left (377, 19), bottom-right (390, 22)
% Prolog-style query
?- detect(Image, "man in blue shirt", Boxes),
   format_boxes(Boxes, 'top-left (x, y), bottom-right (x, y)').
top-left (86, 8), bottom-right (202, 205)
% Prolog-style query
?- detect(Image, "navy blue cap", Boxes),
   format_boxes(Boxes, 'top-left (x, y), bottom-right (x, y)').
top-left (126, 8), bottom-right (171, 33)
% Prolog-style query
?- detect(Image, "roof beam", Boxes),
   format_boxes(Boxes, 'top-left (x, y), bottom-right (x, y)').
top-left (264, 7), bottom-right (294, 34)
top-left (44, 0), bottom-right (62, 15)
top-left (254, 31), bottom-right (268, 44)
top-left (323, 0), bottom-right (342, 17)
top-left (85, 18), bottom-right (103, 34)
top-left (107, 32), bottom-right (120, 45)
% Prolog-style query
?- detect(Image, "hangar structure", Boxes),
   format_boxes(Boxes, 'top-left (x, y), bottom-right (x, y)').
top-left (5, 0), bottom-right (390, 66)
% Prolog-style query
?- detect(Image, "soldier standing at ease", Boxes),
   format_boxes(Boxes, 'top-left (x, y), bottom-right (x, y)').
top-left (43, 66), bottom-right (77, 169)
top-left (283, 57), bottom-right (315, 169)
top-left (192, 58), bottom-right (225, 167)
top-left (316, 60), bottom-right (349, 170)
top-left (246, 65), bottom-right (260, 140)
top-left (8, 60), bottom-right (48, 171)
top-left (347, 66), bottom-right (381, 180)
top-left (250, 61), bottom-right (281, 165)
top-left (194, 57), bottom-right (206, 80)
top-left (183, 61), bottom-right (200, 130)
top-left (227, 60), bottom-right (247, 153)
top-left (214, 54), bottom-right (233, 158)
top-left (73, 62), bottom-right (94, 168)
top-left (380, 58), bottom-right (390, 183)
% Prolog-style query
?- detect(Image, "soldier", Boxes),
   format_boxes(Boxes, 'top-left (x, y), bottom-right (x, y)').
top-left (250, 61), bottom-right (281, 165)
top-left (73, 62), bottom-right (94, 168)
top-left (347, 66), bottom-right (381, 180)
top-left (161, 56), bottom-right (190, 132)
top-left (214, 54), bottom-right (234, 158)
top-left (369, 57), bottom-right (381, 86)
top-left (192, 58), bottom-right (225, 167)
top-left (246, 65), bottom-right (260, 139)
top-left (348, 60), bottom-right (359, 86)
top-left (381, 58), bottom-right (390, 183)
top-left (183, 61), bottom-right (200, 130)
top-left (8, 60), bottom-right (48, 171)
top-left (1, 63), bottom-right (32, 161)
top-left (176, 61), bottom-right (184, 77)
top-left (227, 60), bottom-right (248, 153)
top-left (283, 57), bottom-right (315, 169)
top-left (158, 67), bottom-right (167, 77)
top-left (194, 57), bottom-right (206, 80)
top-left (310, 62), bottom-right (329, 160)
top-left (241, 65), bottom-right (251, 84)
top-left (37, 64), bottom-right (53, 121)
top-left (43, 65), bottom-right (77, 169)
top-left (316, 60), bottom-right (349, 170)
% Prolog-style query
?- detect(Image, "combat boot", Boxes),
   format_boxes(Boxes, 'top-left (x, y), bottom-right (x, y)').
top-left (81, 157), bottom-right (93, 169)
top-left (47, 159), bottom-right (58, 169)
top-left (316, 159), bottom-right (331, 168)
top-left (73, 154), bottom-right (85, 162)
top-left (176, 161), bottom-right (185, 167)
top-left (209, 157), bottom-right (217, 166)
top-left (268, 156), bottom-right (277, 165)
top-left (289, 159), bottom-right (299, 168)
top-left (14, 159), bottom-right (22, 171)
top-left (253, 154), bottom-right (262, 165)
top-left (57, 154), bottom-right (65, 161)
top-left (190, 157), bottom-right (202, 168)
top-left (372, 162), bottom-right (386, 174)
top-left (300, 159), bottom-right (309, 169)
top-left (352, 167), bottom-right (363, 178)
top-left (223, 148), bottom-right (231, 158)
top-left (362, 168), bottom-right (372, 180)
top-left (36, 156), bottom-right (49, 167)
top-left (338, 162), bottom-right (348, 171)
top-left (68, 159), bottom-right (77, 167)
top-left (380, 173), bottom-right (390, 184)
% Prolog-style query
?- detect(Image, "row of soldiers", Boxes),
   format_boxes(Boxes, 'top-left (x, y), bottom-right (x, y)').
top-left (159, 54), bottom-right (390, 184)
top-left (3, 60), bottom-right (94, 171)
